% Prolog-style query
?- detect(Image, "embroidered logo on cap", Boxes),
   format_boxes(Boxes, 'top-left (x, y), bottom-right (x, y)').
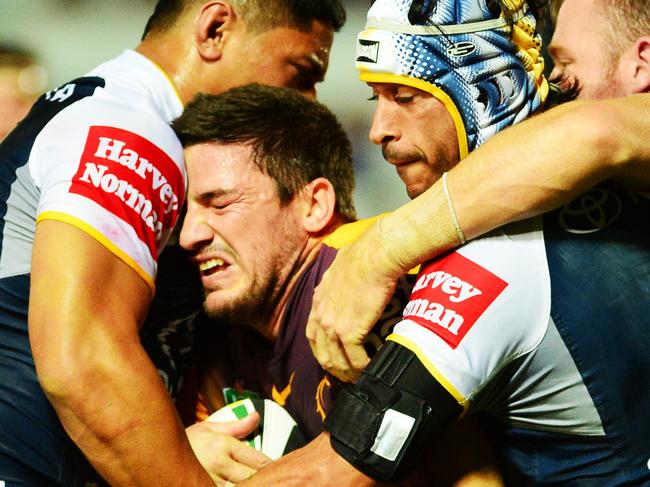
top-left (70, 126), bottom-right (184, 256)
top-left (403, 252), bottom-right (507, 348)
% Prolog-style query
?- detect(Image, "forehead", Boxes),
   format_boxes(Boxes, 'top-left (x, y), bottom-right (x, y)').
top-left (550, 0), bottom-right (605, 53)
top-left (185, 143), bottom-right (271, 194)
top-left (253, 21), bottom-right (332, 66)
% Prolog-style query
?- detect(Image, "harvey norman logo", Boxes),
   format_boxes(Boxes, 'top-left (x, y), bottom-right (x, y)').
top-left (70, 126), bottom-right (184, 256)
top-left (404, 252), bottom-right (507, 348)
top-left (357, 39), bottom-right (380, 63)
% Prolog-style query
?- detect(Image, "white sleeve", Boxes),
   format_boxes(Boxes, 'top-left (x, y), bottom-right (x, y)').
top-left (30, 99), bottom-right (185, 290)
top-left (388, 221), bottom-right (550, 410)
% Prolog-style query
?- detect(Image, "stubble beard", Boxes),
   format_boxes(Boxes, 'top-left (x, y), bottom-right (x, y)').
top-left (201, 215), bottom-right (303, 336)
top-left (203, 270), bottom-right (280, 335)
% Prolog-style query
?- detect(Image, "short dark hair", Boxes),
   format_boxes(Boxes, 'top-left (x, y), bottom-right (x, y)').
top-left (173, 84), bottom-right (356, 222)
top-left (142, 0), bottom-right (346, 39)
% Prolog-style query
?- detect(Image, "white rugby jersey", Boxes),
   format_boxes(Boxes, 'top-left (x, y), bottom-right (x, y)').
top-left (388, 218), bottom-right (603, 434)
top-left (1, 49), bottom-right (185, 290)
top-left (385, 189), bottom-right (650, 484)
top-left (0, 49), bottom-right (185, 485)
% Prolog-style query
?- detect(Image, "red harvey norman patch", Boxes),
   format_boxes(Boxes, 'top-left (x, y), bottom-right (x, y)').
top-left (403, 252), bottom-right (507, 349)
top-left (69, 126), bottom-right (184, 257)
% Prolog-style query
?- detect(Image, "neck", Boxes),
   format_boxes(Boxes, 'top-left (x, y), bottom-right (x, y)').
top-left (135, 34), bottom-right (199, 105)
top-left (259, 237), bottom-right (325, 342)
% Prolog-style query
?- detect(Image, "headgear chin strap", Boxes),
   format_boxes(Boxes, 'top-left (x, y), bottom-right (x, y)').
top-left (357, 0), bottom-right (548, 158)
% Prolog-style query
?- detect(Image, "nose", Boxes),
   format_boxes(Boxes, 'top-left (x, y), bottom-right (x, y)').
top-left (179, 207), bottom-right (214, 253)
top-left (368, 99), bottom-right (399, 146)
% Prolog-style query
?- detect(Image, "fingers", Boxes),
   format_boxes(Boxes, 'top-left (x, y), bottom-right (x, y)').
top-left (206, 412), bottom-right (261, 440)
top-left (339, 341), bottom-right (369, 381)
top-left (313, 323), bottom-right (332, 373)
top-left (208, 438), bottom-right (266, 485)
top-left (190, 424), bottom-right (270, 485)
top-left (312, 316), bottom-right (367, 383)
top-left (230, 439), bottom-right (272, 469)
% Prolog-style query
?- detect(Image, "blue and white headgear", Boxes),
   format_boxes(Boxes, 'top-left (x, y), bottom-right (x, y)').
top-left (356, 0), bottom-right (548, 159)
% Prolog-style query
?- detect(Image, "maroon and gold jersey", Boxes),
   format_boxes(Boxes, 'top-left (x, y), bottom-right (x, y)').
top-left (194, 218), bottom-right (416, 439)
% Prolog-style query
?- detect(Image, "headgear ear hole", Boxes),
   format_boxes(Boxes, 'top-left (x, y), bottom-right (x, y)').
top-left (476, 86), bottom-right (488, 111)
top-left (408, 0), bottom-right (437, 25)
top-left (485, 0), bottom-right (502, 18)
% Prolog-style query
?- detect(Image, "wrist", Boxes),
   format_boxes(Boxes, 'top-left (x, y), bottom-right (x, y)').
top-left (378, 179), bottom-right (463, 272)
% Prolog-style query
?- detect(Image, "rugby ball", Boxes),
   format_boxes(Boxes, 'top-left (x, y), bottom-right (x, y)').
top-left (206, 398), bottom-right (306, 460)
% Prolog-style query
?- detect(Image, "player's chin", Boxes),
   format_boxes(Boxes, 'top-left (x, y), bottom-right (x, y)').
top-left (404, 181), bottom-right (429, 199)
top-left (396, 166), bottom-right (432, 199)
top-left (203, 290), bottom-right (242, 315)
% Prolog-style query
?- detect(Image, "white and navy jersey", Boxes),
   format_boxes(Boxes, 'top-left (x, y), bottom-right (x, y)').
top-left (390, 184), bottom-right (650, 485)
top-left (0, 50), bottom-right (184, 486)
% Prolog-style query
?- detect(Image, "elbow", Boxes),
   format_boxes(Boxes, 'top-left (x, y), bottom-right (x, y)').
top-left (33, 346), bottom-right (93, 408)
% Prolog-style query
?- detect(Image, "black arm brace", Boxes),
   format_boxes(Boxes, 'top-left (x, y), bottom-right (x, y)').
top-left (324, 341), bottom-right (462, 482)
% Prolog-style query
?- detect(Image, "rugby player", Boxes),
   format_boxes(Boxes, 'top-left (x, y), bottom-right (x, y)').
top-left (175, 83), bottom-right (503, 486)
top-left (243, 0), bottom-right (650, 484)
top-left (309, 0), bottom-right (650, 381)
top-left (0, 1), bottom-right (344, 485)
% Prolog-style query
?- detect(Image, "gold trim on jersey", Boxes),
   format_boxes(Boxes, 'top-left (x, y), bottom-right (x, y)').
top-left (323, 215), bottom-right (419, 275)
top-left (316, 375), bottom-right (332, 421)
top-left (323, 214), bottom-right (385, 249)
top-left (271, 371), bottom-right (295, 406)
top-left (387, 332), bottom-right (469, 413)
top-left (36, 211), bottom-right (155, 293)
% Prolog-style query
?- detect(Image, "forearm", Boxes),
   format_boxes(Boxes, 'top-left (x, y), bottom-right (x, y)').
top-left (240, 433), bottom-right (375, 487)
top-left (36, 331), bottom-right (213, 486)
top-left (377, 95), bottom-right (650, 273)
top-left (29, 222), bottom-right (214, 486)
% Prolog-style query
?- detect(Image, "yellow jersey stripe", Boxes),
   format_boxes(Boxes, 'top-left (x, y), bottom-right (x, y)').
top-left (36, 211), bottom-right (155, 293)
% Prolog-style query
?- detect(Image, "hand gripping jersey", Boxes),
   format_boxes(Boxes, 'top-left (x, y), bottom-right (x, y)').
top-left (191, 218), bottom-right (417, 439)
top-left (0, 50), bottom-right (185, 486)
top-left (389, 184), bottom-right (650, 485)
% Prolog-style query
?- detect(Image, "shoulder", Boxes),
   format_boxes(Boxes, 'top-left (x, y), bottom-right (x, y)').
top-left (322, 215), bottom-right (384, 249)
top-left (415, 219), bottom-right (551, 349)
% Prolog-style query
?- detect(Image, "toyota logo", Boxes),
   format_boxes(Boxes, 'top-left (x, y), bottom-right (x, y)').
top-left (559, 188), bottom-right (622, 234)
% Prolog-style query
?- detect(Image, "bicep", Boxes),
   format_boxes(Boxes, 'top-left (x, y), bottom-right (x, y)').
top-left (29, 220), bottom-right (152, 370)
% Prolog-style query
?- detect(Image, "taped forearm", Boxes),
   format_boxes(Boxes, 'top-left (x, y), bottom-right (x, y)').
top-left (450, 95), bottom-right (650, 241)
top-left (376, 177), bottom-right (462, 276)
top-left (375, 95), bottom-right (650, 274)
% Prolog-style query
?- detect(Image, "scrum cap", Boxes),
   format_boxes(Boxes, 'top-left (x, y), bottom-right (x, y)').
top-left (356, 0), bottom-right (548, 158)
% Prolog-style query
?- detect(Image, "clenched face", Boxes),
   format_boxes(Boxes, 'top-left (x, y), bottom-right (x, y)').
top-left (180, 142), bottom-right (307, 330)
top-left (368, 82), bottom-right (460, 199)
top-left (549, 0), bottom-right (628, 99)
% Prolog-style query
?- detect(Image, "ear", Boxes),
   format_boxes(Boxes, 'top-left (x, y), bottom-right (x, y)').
top-left (300, 178), bottom-right (337, 234)
top-left (195, 1), bottom-right (237, 61)
top-left (629, 37), bottom-right (650, 93)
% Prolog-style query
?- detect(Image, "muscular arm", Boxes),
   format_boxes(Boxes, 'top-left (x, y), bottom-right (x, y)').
top-left (446, 94), bottom-right (650, 242)
top-left (308, 94), bottom-right (650, 380)
top-left (239, 432), bottom-right (374, 487)
top-left (29, 221), bottom-right (214, 486)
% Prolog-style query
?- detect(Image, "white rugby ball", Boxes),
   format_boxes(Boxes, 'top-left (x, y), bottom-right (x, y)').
top-left (206, 398), bottom-right (306, 460)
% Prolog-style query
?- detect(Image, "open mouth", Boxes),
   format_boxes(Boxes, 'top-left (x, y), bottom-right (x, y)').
top-left (199, 257), bottom-right (228, 276)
